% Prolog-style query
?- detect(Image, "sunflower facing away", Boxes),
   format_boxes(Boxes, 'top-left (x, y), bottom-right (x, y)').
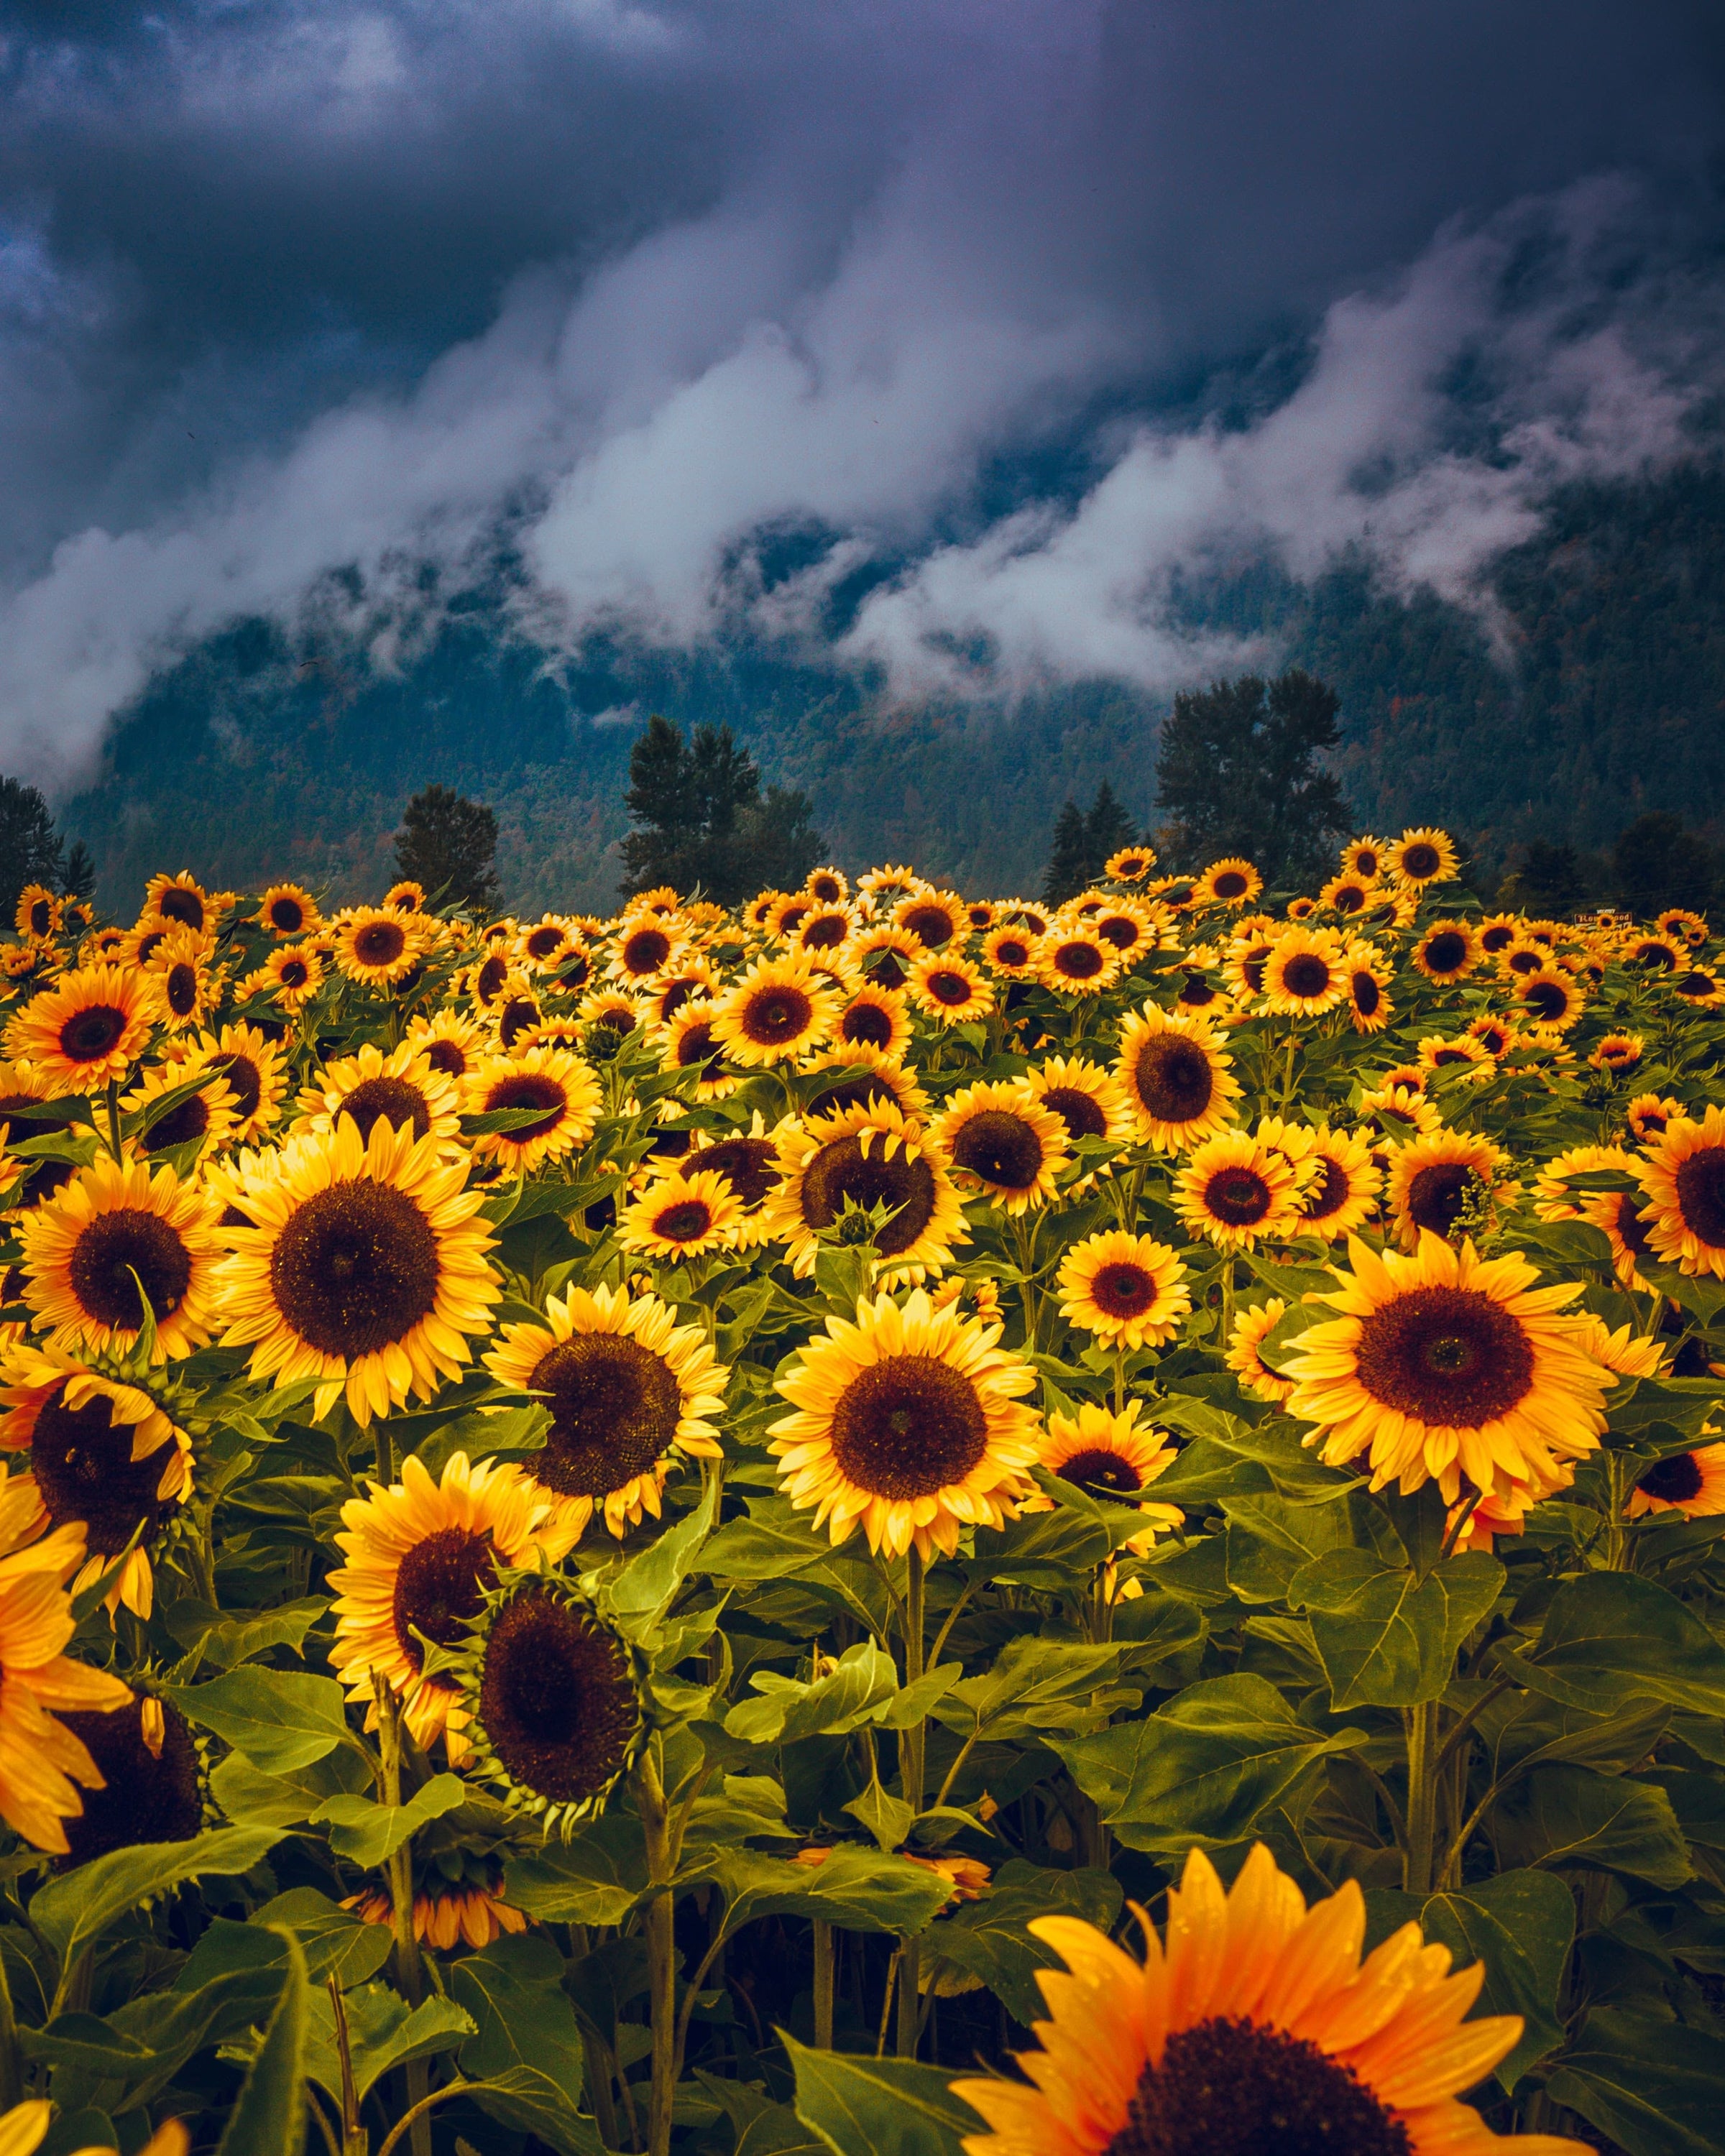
top-left (934, 1081), bottom-right (1070, 1215)
top-left (328, 1451), bottom-right (576, 1755)
top-left (763, 1100), bottom-right (968, 1283)
top-left (1636, 1104), bottom-right (1725, 1279)
top-left (346, 1869), bottom-right (528, 1953)
top-left (1114, 1005), bottom-right (1241, 1153)
top-left (6, 964), bottom-right (153, 1096)
top-left (17, 1153), bottom-right (221, 1363)
top-left (1282, 1233), bottom-right (1616, 1502)
top-left (216, 1114), bottom-right (500, 1424)
top-left (950, 1841), bottom-right (1588, 2156)
top-left (483, 1282), bottom-right (729, 1537)
top-left (771, 1289), bottom-right (1040, 1560)
top-left (1057, 1230), bottom-right (1190, 1350)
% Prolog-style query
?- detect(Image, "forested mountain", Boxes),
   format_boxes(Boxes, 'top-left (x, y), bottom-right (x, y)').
top-left (51, 461), bottom-right (1725, 913)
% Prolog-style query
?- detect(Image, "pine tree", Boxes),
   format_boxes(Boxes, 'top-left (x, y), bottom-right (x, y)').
top-left (1083, 781), bottom-right (1136, 877)
top-left (1614, 813), bottom-right (1716, 920)
top-left (620, 717), bottom-right (823, 906)
top-left (394, 784), bottom-right (501, 912)
top-left (60, 840), bottom-right (96, 901)
top-left (1154, 669), bottom-right (1351, 887)
top-left (0, 776), bottom-right (65, 918)
top-left (1041, 800), bottom-right (1091, 905)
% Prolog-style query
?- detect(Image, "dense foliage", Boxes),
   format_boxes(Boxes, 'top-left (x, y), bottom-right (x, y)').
top-left (0, 831), bottom-right (1723, 2155)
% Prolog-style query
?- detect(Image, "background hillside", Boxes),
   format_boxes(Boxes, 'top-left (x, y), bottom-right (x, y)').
top-left (55, 463), bottom-right (1725, 914)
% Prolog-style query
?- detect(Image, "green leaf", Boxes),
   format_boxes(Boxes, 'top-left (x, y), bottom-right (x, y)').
top-left (1221, 1490), bottom-right (1358, 1603)
top-left (503, 1815), bottom-right (650, 1925)
top-left (248, 1890), bottom-right (397, 1991)
top-left (1498, 1572), bottom-right (1725, 1717)
top-left (1289, 1551), bottom-right (1504, 1709)
top-left (32, 1825), bottom-right (283, 1978)
top-left (1546, 2009), bottom-right (1725, 2156)
top-left (786, 2037), bottom-right (986, 2156)
top-left (707, 1845), bottom-right (952, 1939)
top-left (208, 1745), bottom-right (372, 1829)
top-left (1415, 1871), bottom-right (1574, 2091)
top-left (451, 1933), bottom-right (592, 2156)
top-left (163, 1667), bottom-right (352, 1772)
top-left (604, 1472), bottom-right (717, 1634)
top-left (726, 1641), bottom-right (902, 1745)
top-left (302, 1984), bottom-right (474, 2106)
top-left (464, 2066), bottom-right (607, 2156)
top-left (1054, 1674), bottom-right (1366, 1856)
top-left (215, 1930), bottom-right (309, 2156)
top-left (842, 1773), bottom-right (916, 1854)
top-left (920, 1861), bottom-right (1122, 2026)
top-left (931, 1636), bottom-right (1138, 1744)
top-left (1495, 1765), bottom-right (1693, 1886)
top-left (310, 1771), bottom-right (466, 1867)
top-left (164, 1597), bottom-right (327, 1672)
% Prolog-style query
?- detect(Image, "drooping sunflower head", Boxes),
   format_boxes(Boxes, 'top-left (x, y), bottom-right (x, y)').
top-left (17, 1153), bottom-right (220, 1363)
top-left (1174, 1132), bottom-right (1305, 1253)
top-left (1387, 1131), bottom-right (1511, 1250)
top-left (763, 1100), bottom-right (967, 1282)
top-left (5, 964), bottom-right (154, 1097)
top-left (712, 953), bottom-right (839, 1067)
top-left (1588, 1031), bottom-right (1645, 1073)
top-left (1256, 926), bottom-right (1347, 1017)
top-left (464, 1046), bottom-right (602, 1173)
top-left (332, 905), bottom-right (425, 990)
top-left (1385, 825), bottom-right (1458, 887)
top-left (617, 1167), bottom-right (743, 1261)
top-left (1056, 1229), bottom-right (1190, 1350)
top-left (934, 1080), bottom-right (1070, 1215)
top-left (1196, 857), bottom-right (1262, 908)
top-left (908, 949), bottom-right (996, 1024)
top-left (1114, 1005), bottom-right (1240, 1153)
top-left (459, 1576), bottom-right (645, 1833)
top-left (1636, 1105), bottom-right (1725, 1281)
top-left (770, 1287), bottom-right (1041, 1560)
top-left (1413, 918), bottom-right (1481, 982)
top-left (484, 1282), bottom-right (728, 1537)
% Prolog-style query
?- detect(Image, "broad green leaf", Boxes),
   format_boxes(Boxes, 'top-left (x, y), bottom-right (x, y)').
top-left (163, 1667), bottom-right (351, 1772)
top-left (1476, 1693), bottom-right (1670, 1783)
top-left (1495, 1765), bottom-right (1693, 1887)
top-left (248, 1890), bottom-right (397, 1991)
top-left (842, 1772), bottom-right (916, 1853)
top-left (452, 1933), bottom-right (590, 2155)
top-left (310, 1771), bottom-right (466, 1866)
top-left (725, 1641), bottom-right (902, 1744)
top-left (707, 1844), bottom-right (952, 1939)
top-left (504, 1815), bottom-right (650, 1925)
top-left (32, 1826), bottom-right (282, 1978)
top-left (165, 1597), bottom-right (327, 1672)
top-left (1416, 1871), bottom-right (1574, 2090)
top-left (1221, 1490), bottom-right (1357, 1603)
top-left (1054, 1674), bottom-right (1366, 1856)
top-left (786, 2036), bottom-right (986, 2156)
top-left (1498, 1572), bottom-right (1725, 1717)
top-left (604, 1472), bottom-right (718, 1634)
top-left (463, 2065), bottom-right (607, 2156)
top-left (1289, 1551), bottom-right (1504, 1708)
top-left (301, 1984), bottom-right (474, 2106)
top-left (208, 1745), bottom-right (372, 1829)
top-left (696, 2073), bottom-right (824, 2156)
top-left (919, 1861), bottom-right (1122, 2025)
top-left (930, 1636), bottom-right (1138, 1744)
top-left (101, 1968), bottom-right (293, 2114)
top-left (1546, 2009), bottom-right (1725, 2156)
top-left (215, 1931), bottom-right (309, 2156)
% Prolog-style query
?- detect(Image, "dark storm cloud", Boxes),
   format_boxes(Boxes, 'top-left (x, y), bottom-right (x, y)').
top-left (2, 0), bottom-right (1723, 775)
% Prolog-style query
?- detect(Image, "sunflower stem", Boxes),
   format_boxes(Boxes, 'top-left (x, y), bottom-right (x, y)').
top-left (812, 1920), bottom-right (835, 2048)
top-left (896, 1544), bottom-right (927, 2058)
top-left (372, 1679), bottom-right (431, 2156)
top-left (1402, 1697), bottom-right (1441, 1895)
top-left (1604, 1450), bottom-right (1632, 1570)
top-left (635, 1746), bottom-right (678, 2156)
top-left (0, 1943), bottom-right (21, 2109)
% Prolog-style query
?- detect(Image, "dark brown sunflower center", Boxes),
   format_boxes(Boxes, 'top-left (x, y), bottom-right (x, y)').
top-left (675, 1019), bottom-right (723, 1074)
top-left (1506, 948), bottom-right (1542, 976)
top-left (484, 1072), bottom-right (569, 1141)
top-left (529, 1335), bottom-right (680, 1496)
top-left (341, 1075), bottom-right (431, 1143)
top-left (622, 928), bottom-right (672, 974)
top-left (1523, 980), bottom-right (1568, 1022)
top-left (1098, 916), bottom-right (1141, 950)
top-left (1280, 954), bottom-right (1331, 999)
top-left (742, 985), bottom-right (814, 1045)
top-left (525, 926), bottom-right (566, 959)
top-left (355, 921), bottom-right (408, 969)
top-left (1241, 950), bottom-right (1268, 992)
top-left (1060, 1447), bottom-right (1141, 1497)
top-left (28, 899), bottom-right (53, 936)
top-left (1632, 942), bottom-right (1675, 969)
top-left (811, 876), bottom-right (843, 903)
top-left (142, 1091), bottom-right (213, 1154)
top-left (1053, 941), bottom-right (1105, 980)
top-left (269, 895), bottom-right (306, 932)
top-left (801, 1135), bottom-right (937, 1256)
top-left (1214, 871), bottom-right (1251, 900)
top-left (393, 1526), bottom-right (495, 1677)
top-left (1103, 2014), bottom-right (1412, 2156)
top-left (691, 1138), bottom-right (780, 1208)
top-left (210, 1051), bottom-right (262, 1123)
top-left (1092, 1263), bottom-right (1158, 1317)
top-left (653, 1198), bottom-right (714, 1243)
top-left (1614, 1194), bottom-right (1656, 1259)
top-left (498, 997), bottom-right (539, 1049)
top-left (1422, 931), bottom-right (1467, 973)
top-left (1333, 884), bottom-right (1365, 912)
top-left (1204, 1169), bottom-right (1271, 1227)
top-left (164, 962), bottom-right (199, 1017)
top-left (269, 1179), bottom-right (439, 1357)
top-left (1133, 1035), bottom-right (1214, 1123)
top-left (1039, 1086), bottom-right (1107, 1141)
top-left (802, 913), bottom-right (847, 950)
top-left (952, 1110), bottom-right (1044, 1191)
top-left (1676, 971), bottom-right (1718, 998)
top-left (159, 888), bottom-right (205, 929)
top-left (56, 1697), bottom-right (202, 1869)
top-left (1353, 1284), bottom-right (1534, 1427)
top-left (925, 968), bottom-right (975, 1005)
top-left (993, 937), bottom-right (1031, 967)
top-left (828, 1355), bottom-right (988, 1498)
top-left (425, 1038), bottom-right (468, 1077)
top-left (1302, 1157), bottom-right (1349, 1221)
top-left (477, 954), bottom-right (508, 1000)
top-left (1639, 1450), bottom-right (1705, 1503)
top-left (280, 959), bottom-right (310, 990)
top-left (1400, 844), bottom-right (1440, 880)
top-left (32, 1383), bottom-right (180, 1554)
top-left (841, 1003), bottom-right (895, 1049)
top-left (1404, 1163), bottom-right (1481, 1239)
top-left (1675, 1146), bottom-right (1725, 1245)
top-left (901, 904), bottom-right (954, 947)
top-left (67, 1208), bottom-right (193, 1329)
top-left (59, 1003), bottom-right (129, 1064)
top-left (478, 1595), bottom-right (638, 1803)
top-left (1351, 974), bottom-right (1382, 1017)
top-left (865, 948), bottom-right (910, 987)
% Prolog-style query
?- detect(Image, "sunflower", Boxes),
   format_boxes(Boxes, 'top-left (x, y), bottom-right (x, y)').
top-left (711, 953), bottom-right (839, 1067)
top-left (513, 914), bottom-right (576, 972)
top-left (331, 906), bottom-right (425, 990)
top-left (1495, 938), bottom-right (1547, 983)
top-left (328, 1452), bottom-right (575, 1755)
top-left (763, 1100), bottom-right (967, 1282)
top-left (1289, 1125), bottom-right (1381, 1240)
top-left (1412, 918), bottom-right (1481, 983)
top-left (1282, 1233), bottom-right (1614, 1501)
top-left (805, 865), bottom-right (850, 907)
top-left (643, 957), bottom-right (719, 1029)
top-left (893, 890), bottom-right (965, 949)
top-left (767, 893), bottom-right (814, 941)
top-left (140, 872), bottom-right (211, 935)
top-left (685, 1125), bottom-right (783, 1249)
top-left (1023, 1054), bottom-right (1133, 1149)
top-left (1358, 1084), bottom-right (1442, 1141)
top-left (983, 924), bottom-right (1041, 978)
top-left (139, 926), bottom-right (218, 1034)
top-left (1626, 1092), bottom-right (1682, 1143)
top-left (1586, 1031), bottom-right (1644, 1074)
top-left (1580, 1187), bottom-right (1659, 1289)
top-left (216, 1115), bottom-right (499, 1424)
top-left (1335, 836), bottom-right (1382, 880)
top-left (254, 887), bottom-right (317, 943)
top-left (909, 949), bottom-right (996, 1023)
top-left (1091, 898), bottom-right (1159, 964)
top-left (579, 987), bottom-right (642, 1044)
top-left (1057, 1230), bottom-right (1190, 1350)
top-left (856, 865), bottom-right (926, 913)
top-left (1031, 1402), bottom-right (1182, 1545)
top-left (18, 1155), bottom-right (219, 1364)
top-left (1171, 968), bottom-right (1229, 1018)
top-left (1257, 926), bottom-right (1348, 1017)
top-left (791, 907), bottom-right (855, 960)
top-left (1622, 934), bottom-right (1682, 972)
top-left (952, 1841), bottom-right (1589, 2156)
top-left (1672, 964), bottom-right (1725, 1005)
top-left (1531, 1142), bottom-right (1632, 1222)
top-left (1417, 1036), bottom-right (1494, 1082)
top-left (462, 1046), bottom-right (601, 1176)
top-left (1221, 931), bottom-right (1274, 1001)
top-left (850, 923), bottom-right (922, 989)
top-left (492, 983), bottom-right (544, 1051)
top-left (0, 1523), bottom-right (134, 1852)
top-left (1036, 929), bottom-right (1121, 998)
top-left (770, 1287), bottom-right (1039, 1560)
top-left (824, 983), bottom-right (907, 1064)
top-left (934, 1081), bottom-right (1070, 1215)
top-left (1114, 1005), bottom-right (1240, 1152)
top-left (14, 887), bottom-right (60, 944)
top-left (1515, 968), bottom-right (1585, 1032)
top-left (119, 1052), bottom-right (238, 1164)
top-left (6, 964), bottom-right (153, 1097)
top-left (1225, 1297), bottom-right (1295, 1404)
top-left (1386, 826), bottom-right (1458, 887)
top-left (1629, 1441), bottom-right (1725, 1519)
top-left (617, 1167), bottom-right (743, 1260)
top-left (962, 900), bottom-right (998, 933)
top-left (51, 1692), bottom-right (202, 1871)
top-left (1105, 844), bottom-right (1156, 882)
top-left (251, 942), bottom-right (326, 1011)
top-left (293, 1041), bottom-right (459, 1156)
top-left (1196, 857), bottom-right (1262, 908)
top-left (346, 1870), bottom-right (528, 1953)
top-left (1386, 1131), bottom-right (1511, 1250)
top-left (801, 1046), bottom-right (929, 1124)
top-left (1635, 1105), bottom-right (1725, 1279)
top-left (1378, 1063), bottom-right (1427, 1096)
top-left (1315, 873), bottom-right (1371, 918)
top-left (1472, 913), bottom-right (1518, 958)
top-left (172, 1020), bottom-right (288, 1146)
top-left (610, 916), bottom-right (686, 987)
top-left (1174, 1132), bottom-right (1304, 1253)
top-left (483, 1282), bottom-right (728, 1537)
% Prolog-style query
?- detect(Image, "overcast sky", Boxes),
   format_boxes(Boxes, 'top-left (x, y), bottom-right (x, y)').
top-left (3, 0), bottom-right (1723, 780)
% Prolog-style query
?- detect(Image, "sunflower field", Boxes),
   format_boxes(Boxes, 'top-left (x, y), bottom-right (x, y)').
top-left (0, 834), bottom-right (1721, 2156)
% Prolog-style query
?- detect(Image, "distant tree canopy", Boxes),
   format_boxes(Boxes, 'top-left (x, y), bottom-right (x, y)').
top-left (1613, 812), bottom-right (1717, 918)
top-left (394, 784), bottom-right (501, 912)
top-left (1154, 669), bottom-right (1352, 888)
top-left (1041, 781), bottom-right (1139, 905)
top-left (620, 715), bottom-right (823, 906)
top-left (0, 776), bottom-right (68, 918)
